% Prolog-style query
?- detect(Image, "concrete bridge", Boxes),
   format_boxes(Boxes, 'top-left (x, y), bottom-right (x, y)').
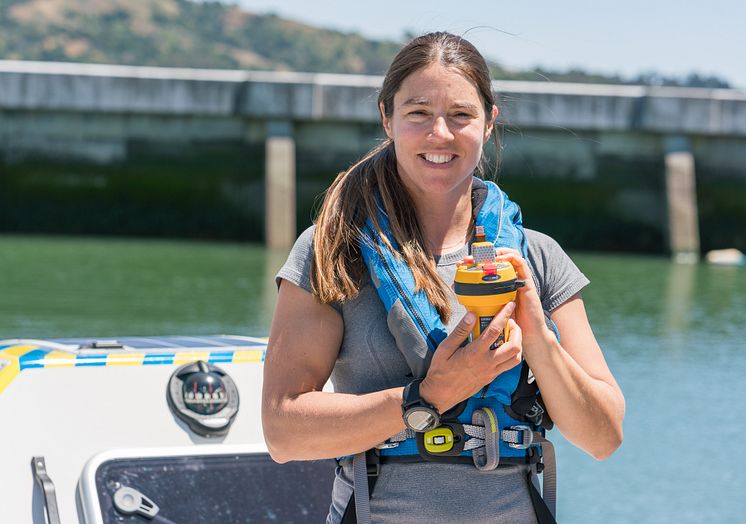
top-left (2, 60), bottom-right (746, 255)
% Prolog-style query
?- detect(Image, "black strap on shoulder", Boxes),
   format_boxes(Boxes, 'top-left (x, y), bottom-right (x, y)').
top-left (471, 176), bottom-right (489, 218)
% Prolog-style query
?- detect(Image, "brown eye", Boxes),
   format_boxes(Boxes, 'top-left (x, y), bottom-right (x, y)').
top-left (407, 111), bottom-right (429, 121)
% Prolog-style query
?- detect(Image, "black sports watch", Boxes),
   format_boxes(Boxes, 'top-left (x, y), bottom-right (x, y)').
top-left (401, 378), bottom-right (440, 432)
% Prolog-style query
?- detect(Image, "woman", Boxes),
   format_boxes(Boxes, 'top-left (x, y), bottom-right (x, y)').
top-left (262, 32), bottom-right (624, 523)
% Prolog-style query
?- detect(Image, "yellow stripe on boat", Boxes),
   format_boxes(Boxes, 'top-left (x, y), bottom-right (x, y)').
top-left (1, 345), bottom-right (39, 358)
top-left (0, 356), bottom-right (20, 395)
top-left (106, 353), bottom-right (147, 366)
top-left (231, 349), bottom-right (264, 363)
top-left (0, 345), bottom-right (39, 394)
top-left (173, 351), bottom-right (211, 365)
top-left (43, 350), bottom-right (78, 367)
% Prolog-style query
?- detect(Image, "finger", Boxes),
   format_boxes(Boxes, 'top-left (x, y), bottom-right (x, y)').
top-left (494, 247), bottom-right (520, 257)
top-left (436, 311), bottom-right (475, 358)
top-left (494, 251), bottom-right (533, 285)
top-left (505, 318), bottom-right (522, 346)
top-left (494, 250), bottom-right (527, 269)
top-left (492, 346), bottom-right (523, 376)
top-left (491, 321), bottom-right (523, 370)
top-left (476, 302), bottom-right (515, 349)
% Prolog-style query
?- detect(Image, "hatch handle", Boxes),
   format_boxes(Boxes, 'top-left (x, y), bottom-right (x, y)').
top-left (31, 456), bottom-right (62, 524)
top-left (113, 486), bottom-right (179, 523)
top-left (79, 340), bottom-right (125, 350)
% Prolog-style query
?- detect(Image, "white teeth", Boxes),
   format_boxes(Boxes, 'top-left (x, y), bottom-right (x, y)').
top-left (423, 153), bottom-right (454, 164)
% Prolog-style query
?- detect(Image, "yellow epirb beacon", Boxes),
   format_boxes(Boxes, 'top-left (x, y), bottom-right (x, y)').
top-left (455, 226), bottom-right (524, 346)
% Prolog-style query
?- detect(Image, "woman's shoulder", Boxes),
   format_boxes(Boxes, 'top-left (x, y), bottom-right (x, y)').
top-left (524, 228), bottom-right (590, 312)
top-left (295, 224), bottom-right (316, 251)
top-left (275, 225), bottom-right (316, 293)
top-left (525, 228), bottom-right (579, 265)
top-left (525, 228), bottom-right (557, 249)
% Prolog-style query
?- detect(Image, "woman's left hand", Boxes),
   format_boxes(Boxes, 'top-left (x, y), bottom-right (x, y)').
top-left (494, 248), bottom-right (554, 355)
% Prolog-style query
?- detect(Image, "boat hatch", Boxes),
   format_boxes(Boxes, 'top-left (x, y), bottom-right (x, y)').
top-left (78, 448), bottom-right (336, 524)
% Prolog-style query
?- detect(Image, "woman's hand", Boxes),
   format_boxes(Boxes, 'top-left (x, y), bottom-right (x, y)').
top-left (419, 302), bottom-right (523, 413)
top-left (495, 248), bottom-right (555, 355)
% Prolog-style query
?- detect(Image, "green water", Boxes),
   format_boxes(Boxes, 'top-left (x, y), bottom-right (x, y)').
top-left (0, 235), bottom-right (285, 338)
top-left (2, 235), bottom-right (745, 522)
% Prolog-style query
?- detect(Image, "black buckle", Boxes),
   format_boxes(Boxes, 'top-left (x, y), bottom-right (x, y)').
top-left (365, 448), bottom-right (380, 477)
top-left (522, 447), bottom-right (543, 466)
top-left (415, 423), bottom-right (466, 461)
top-left (525, 402), bottom-right (545, 426)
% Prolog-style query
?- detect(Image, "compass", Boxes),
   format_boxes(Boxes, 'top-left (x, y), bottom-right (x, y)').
top-left (166, 360), bottom-right (239, 437)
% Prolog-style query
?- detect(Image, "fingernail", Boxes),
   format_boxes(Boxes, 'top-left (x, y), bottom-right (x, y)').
top-left (506, 302), bottom-right (516, 312)
top-left (465, 312), bottom-right (475, 324)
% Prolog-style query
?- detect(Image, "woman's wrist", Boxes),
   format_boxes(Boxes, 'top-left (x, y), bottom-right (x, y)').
top-left (523, 326), bottom-right (560, 362)
top-left (418, 376), bottom-right (451, 414)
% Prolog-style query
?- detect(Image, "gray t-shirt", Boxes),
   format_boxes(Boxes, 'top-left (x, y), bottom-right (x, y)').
top-left (276, 226), bottom-right (589, 523)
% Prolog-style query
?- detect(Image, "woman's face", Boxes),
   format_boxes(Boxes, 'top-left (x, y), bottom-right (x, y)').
top-left (381, 62), bottom-right (497, 201)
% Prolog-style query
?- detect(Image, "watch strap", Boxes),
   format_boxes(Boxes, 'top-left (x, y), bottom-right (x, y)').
top-left (402, 378), bottom-right (428, 412)
top-left (402, 378), bottom-right (440, 420)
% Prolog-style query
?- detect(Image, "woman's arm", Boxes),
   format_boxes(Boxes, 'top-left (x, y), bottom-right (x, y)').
top-left (262, 280), bottom-right (405, 463)
top-left (540, 294), bottom-right (625, 459)
top-left (262, 279), bottom-right (524, 463)
top-left (496, 250), bottom-right (625, 461)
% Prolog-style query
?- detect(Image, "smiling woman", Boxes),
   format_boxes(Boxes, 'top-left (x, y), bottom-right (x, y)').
top-left (381, 63), bottom-right (497, 209)
top-left (262, 32), bottom-right (624, 524)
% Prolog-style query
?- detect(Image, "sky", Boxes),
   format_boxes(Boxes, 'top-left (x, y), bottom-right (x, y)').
top-left (235, 0), bottom-right (746, 89)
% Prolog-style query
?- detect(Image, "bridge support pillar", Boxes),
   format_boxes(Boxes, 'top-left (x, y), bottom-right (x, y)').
top-left (265, 121), bottom-right (296, 249)
top-left (664, 136), bottom-right (700, 263)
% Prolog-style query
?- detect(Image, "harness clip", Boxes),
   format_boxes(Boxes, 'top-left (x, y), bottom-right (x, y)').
top-left (416, 423), bottom-right (466, 459)
top-left (505, 425), bottom-right (534, 450)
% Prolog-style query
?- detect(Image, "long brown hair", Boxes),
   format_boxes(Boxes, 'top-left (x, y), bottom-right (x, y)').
top-left (311, 32), bottom-right (500, 321)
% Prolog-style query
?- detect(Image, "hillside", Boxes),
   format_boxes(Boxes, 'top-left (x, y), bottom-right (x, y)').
top-left (0, 0), bottom-right (401, 74)
top-left (0, 0), bottom-right (731, 87)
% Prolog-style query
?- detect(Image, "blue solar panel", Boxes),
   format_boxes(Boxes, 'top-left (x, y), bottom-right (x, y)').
top-left (44, 335), bottom-right (266, 350)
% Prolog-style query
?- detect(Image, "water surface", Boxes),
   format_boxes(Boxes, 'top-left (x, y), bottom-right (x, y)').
top-left (2, 235), bottom-right (744, 522)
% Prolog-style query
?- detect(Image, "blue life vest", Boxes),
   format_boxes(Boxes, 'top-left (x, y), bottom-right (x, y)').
top-left (359, 177), bottom-right (542, 460)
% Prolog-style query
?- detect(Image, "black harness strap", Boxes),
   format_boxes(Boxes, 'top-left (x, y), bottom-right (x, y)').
top-left (527, 471), bottom-right (557, 524)
top-left (505, 309), bottom-right (560, 431)
top-left (506, 361), bottom-right (553, 430)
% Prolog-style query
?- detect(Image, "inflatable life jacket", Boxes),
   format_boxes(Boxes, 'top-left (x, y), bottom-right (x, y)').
top-left (343, 177), bottom-right (558, 524)
top-left (359, 177), bottom-right (553, 461)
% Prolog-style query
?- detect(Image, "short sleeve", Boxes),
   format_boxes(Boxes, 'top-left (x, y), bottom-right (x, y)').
top-left (275, 225), bottom-right (316, 293)
top-left (275, 225), bottom-right (343, 314)
top-left (525, 229), bottom-right (590, 312)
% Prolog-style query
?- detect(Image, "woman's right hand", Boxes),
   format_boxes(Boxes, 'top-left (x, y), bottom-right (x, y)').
top-left (419, 302), bottom-right (523, 413)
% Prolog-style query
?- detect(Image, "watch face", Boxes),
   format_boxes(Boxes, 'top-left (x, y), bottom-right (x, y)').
top-left (405, 408), bottom-right (435, 432)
